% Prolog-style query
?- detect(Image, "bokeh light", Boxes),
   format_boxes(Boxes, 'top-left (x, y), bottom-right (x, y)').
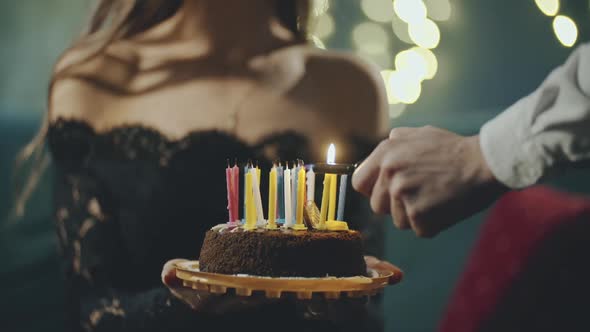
top-left (552, 15), bottom-right (578, 47)
top-left (411, 47), bottom-right (438, 80)
top-left (535, 0), bottom-right (560, 16)
top-left (387, 70), bottom-right (422, 104)
top-left (313, 13), bottom-right (335, 39)
top-left (366, 0), bottom-right (446, 109)
top-left (424, 0), bottom-right (452, 21)
top-left (312, 0), bottom-right (330, 16)
top-left (391, 15), bottom-right (413, 44)
top-left (352, 22), bottom-right (390, 55)
top-left (394, 0), bottom-right (427, 24)
top-left (408, 18), bottom-right (440, 49)
top-left (361, 0), bottom-right (395, 23)
top-left (395, 49), bottom-right (428, 81)
top-left (310, 35), bottom-right (326, 49)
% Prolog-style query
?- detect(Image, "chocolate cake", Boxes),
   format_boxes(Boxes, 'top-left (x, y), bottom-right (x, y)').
top-left (199, 228), bottom-right (367, 277)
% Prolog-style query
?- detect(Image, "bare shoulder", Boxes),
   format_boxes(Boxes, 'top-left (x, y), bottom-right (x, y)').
top-left (288, 47), bottom-right (390, 139)
top-left (49, 40), bottom-right (136, 122)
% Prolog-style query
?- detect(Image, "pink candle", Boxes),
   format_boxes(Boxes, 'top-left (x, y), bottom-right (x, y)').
top-left (232, 162), bottom-right (240, 222)
top-left (226, 165), bottom-right (235, 223)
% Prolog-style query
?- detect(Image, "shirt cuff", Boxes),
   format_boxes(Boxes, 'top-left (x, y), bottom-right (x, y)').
top-left (479, 97), bottom-right (545, 189)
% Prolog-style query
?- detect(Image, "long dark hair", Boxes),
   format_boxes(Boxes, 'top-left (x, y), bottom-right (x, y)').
top-left (13, 0), bottom-right (311, 217)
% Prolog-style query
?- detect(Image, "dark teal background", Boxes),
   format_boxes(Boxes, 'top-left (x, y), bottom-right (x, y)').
top-left (2, 1), bottom-right (590, 331)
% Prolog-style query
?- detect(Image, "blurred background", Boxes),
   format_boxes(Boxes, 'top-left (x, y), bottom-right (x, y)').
top-left (1, 0), bottom-right (590, 331)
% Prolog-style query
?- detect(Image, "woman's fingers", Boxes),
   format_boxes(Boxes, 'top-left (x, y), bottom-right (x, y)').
top-left (364, 256), bottom-right (403, 284)
top-left (161, 258), bottom-right (188, 287)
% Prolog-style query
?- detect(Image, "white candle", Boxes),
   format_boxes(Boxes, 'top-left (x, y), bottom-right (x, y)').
top-left (250, 168), bottom-right (265, 226)
top-left (306, 166), bottom-right (315, 203)
top-left (291, 164), bottom-right (298, 224)
top-left (284, 166), bottom-right (293, 227)
top-left (336, 174), bottom-right (348, 221)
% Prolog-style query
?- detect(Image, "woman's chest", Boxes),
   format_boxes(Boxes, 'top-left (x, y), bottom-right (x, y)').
top-left (83, 80), bottom-right (338, 159)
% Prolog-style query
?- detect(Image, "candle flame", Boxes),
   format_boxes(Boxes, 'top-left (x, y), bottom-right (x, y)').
top-left (327, 143), bottom-right (336, 164)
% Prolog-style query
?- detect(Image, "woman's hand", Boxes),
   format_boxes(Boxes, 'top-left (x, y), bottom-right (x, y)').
top-left (353, 127), bottom-right (507, 238)
top-left (364, 256), bottom-right (403, 284)
top-left (162, 259), bottom-right (207, 310)
top-left (162, 259), bottom-right (275, 313)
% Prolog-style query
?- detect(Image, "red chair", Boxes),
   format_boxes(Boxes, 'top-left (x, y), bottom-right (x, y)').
top-left (439, 186), bottom-right (590, 332)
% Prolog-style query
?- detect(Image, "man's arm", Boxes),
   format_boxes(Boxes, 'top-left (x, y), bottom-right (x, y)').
top-left (352, 44), bottom-right (590, 237)
top-left (481, 44), bottom-right (590, 188)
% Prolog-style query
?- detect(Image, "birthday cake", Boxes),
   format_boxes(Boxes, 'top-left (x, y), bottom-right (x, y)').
top-left (199, 227), bottom-right (367, 278)
top-left (200, 148), bottom-right (366, 278)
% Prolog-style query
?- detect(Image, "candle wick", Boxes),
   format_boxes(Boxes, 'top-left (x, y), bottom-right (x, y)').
top-left (227, 159), bottom-right (230, 168)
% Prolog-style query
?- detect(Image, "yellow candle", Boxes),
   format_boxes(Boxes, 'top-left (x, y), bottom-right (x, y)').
top-left (293, 166), bottom-right (307, 230)
top-left (328, 174), bottom-right (337, 221)
top-left (244, 172), bottom-right (256, 230)
top-left (266, 167), bottom-right (278, 229)
top-left (256, 167), bottom-right (261, 186)
top-left (319, 174), bottom-right (331, 229)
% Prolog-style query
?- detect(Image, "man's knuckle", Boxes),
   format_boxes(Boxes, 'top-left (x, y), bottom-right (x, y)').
top-left (390, 127), bottom-right (411, 139)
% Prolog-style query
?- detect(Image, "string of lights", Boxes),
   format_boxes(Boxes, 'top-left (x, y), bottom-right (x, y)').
top-left (534, 0), bottom-right (578, 47)
top-left (309, 0), bottom-right (451, 119)
top-left (309, 0), bottom-right (582, 120)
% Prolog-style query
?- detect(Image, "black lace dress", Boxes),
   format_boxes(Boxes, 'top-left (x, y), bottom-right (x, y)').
top-left (48, 118), bottom-right (384, 332)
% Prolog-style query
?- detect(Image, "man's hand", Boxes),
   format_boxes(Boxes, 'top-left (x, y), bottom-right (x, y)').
top-left (352, 126), bottom-right (507, 238)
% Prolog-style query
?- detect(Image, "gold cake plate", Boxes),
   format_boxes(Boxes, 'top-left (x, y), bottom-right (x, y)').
top-left (174, 261), bottom-right (398, 300)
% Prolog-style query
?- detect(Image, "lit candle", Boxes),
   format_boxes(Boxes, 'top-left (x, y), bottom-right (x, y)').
top-left (327, 144), bottom-right (338, 222)
top-left (293, 164), bottom-right (307, 230)
top-left (225, 162), bottom-right (235, 223)
top-left (306, 165), bottom-right (315, 203)
top-left (284, 164), bottom-right (293, 228)
top-left (267, 165), bottom-right (278, 229)
top-left (328, 174), bottom-right (337, 221)
top-left (319, 144), bottom-right (337, 229)
top-left (336, 174), bottom-right (348, 221)
top-left (244, 171), bottom-right (256, 230)
top-left (250, 167), bottom-right (265, 227)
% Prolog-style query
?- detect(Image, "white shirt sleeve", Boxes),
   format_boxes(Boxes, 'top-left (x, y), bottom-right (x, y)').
top-left (480, 43), bottom-right (590, 189)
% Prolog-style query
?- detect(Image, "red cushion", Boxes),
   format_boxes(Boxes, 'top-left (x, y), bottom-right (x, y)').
top-left (439, 186), bottom-right (590, 332)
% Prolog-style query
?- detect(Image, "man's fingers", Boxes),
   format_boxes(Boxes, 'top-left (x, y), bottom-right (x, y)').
top-left (391, 198), bottom-right (410, 230)
top-left (352, 139), bottom-right (391, 196)
top-left (369, 171), bottom-right (391, 214)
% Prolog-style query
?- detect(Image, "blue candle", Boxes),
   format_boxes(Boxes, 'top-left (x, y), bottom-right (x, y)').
top-left (336, 174), bottom-right (348, 221)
